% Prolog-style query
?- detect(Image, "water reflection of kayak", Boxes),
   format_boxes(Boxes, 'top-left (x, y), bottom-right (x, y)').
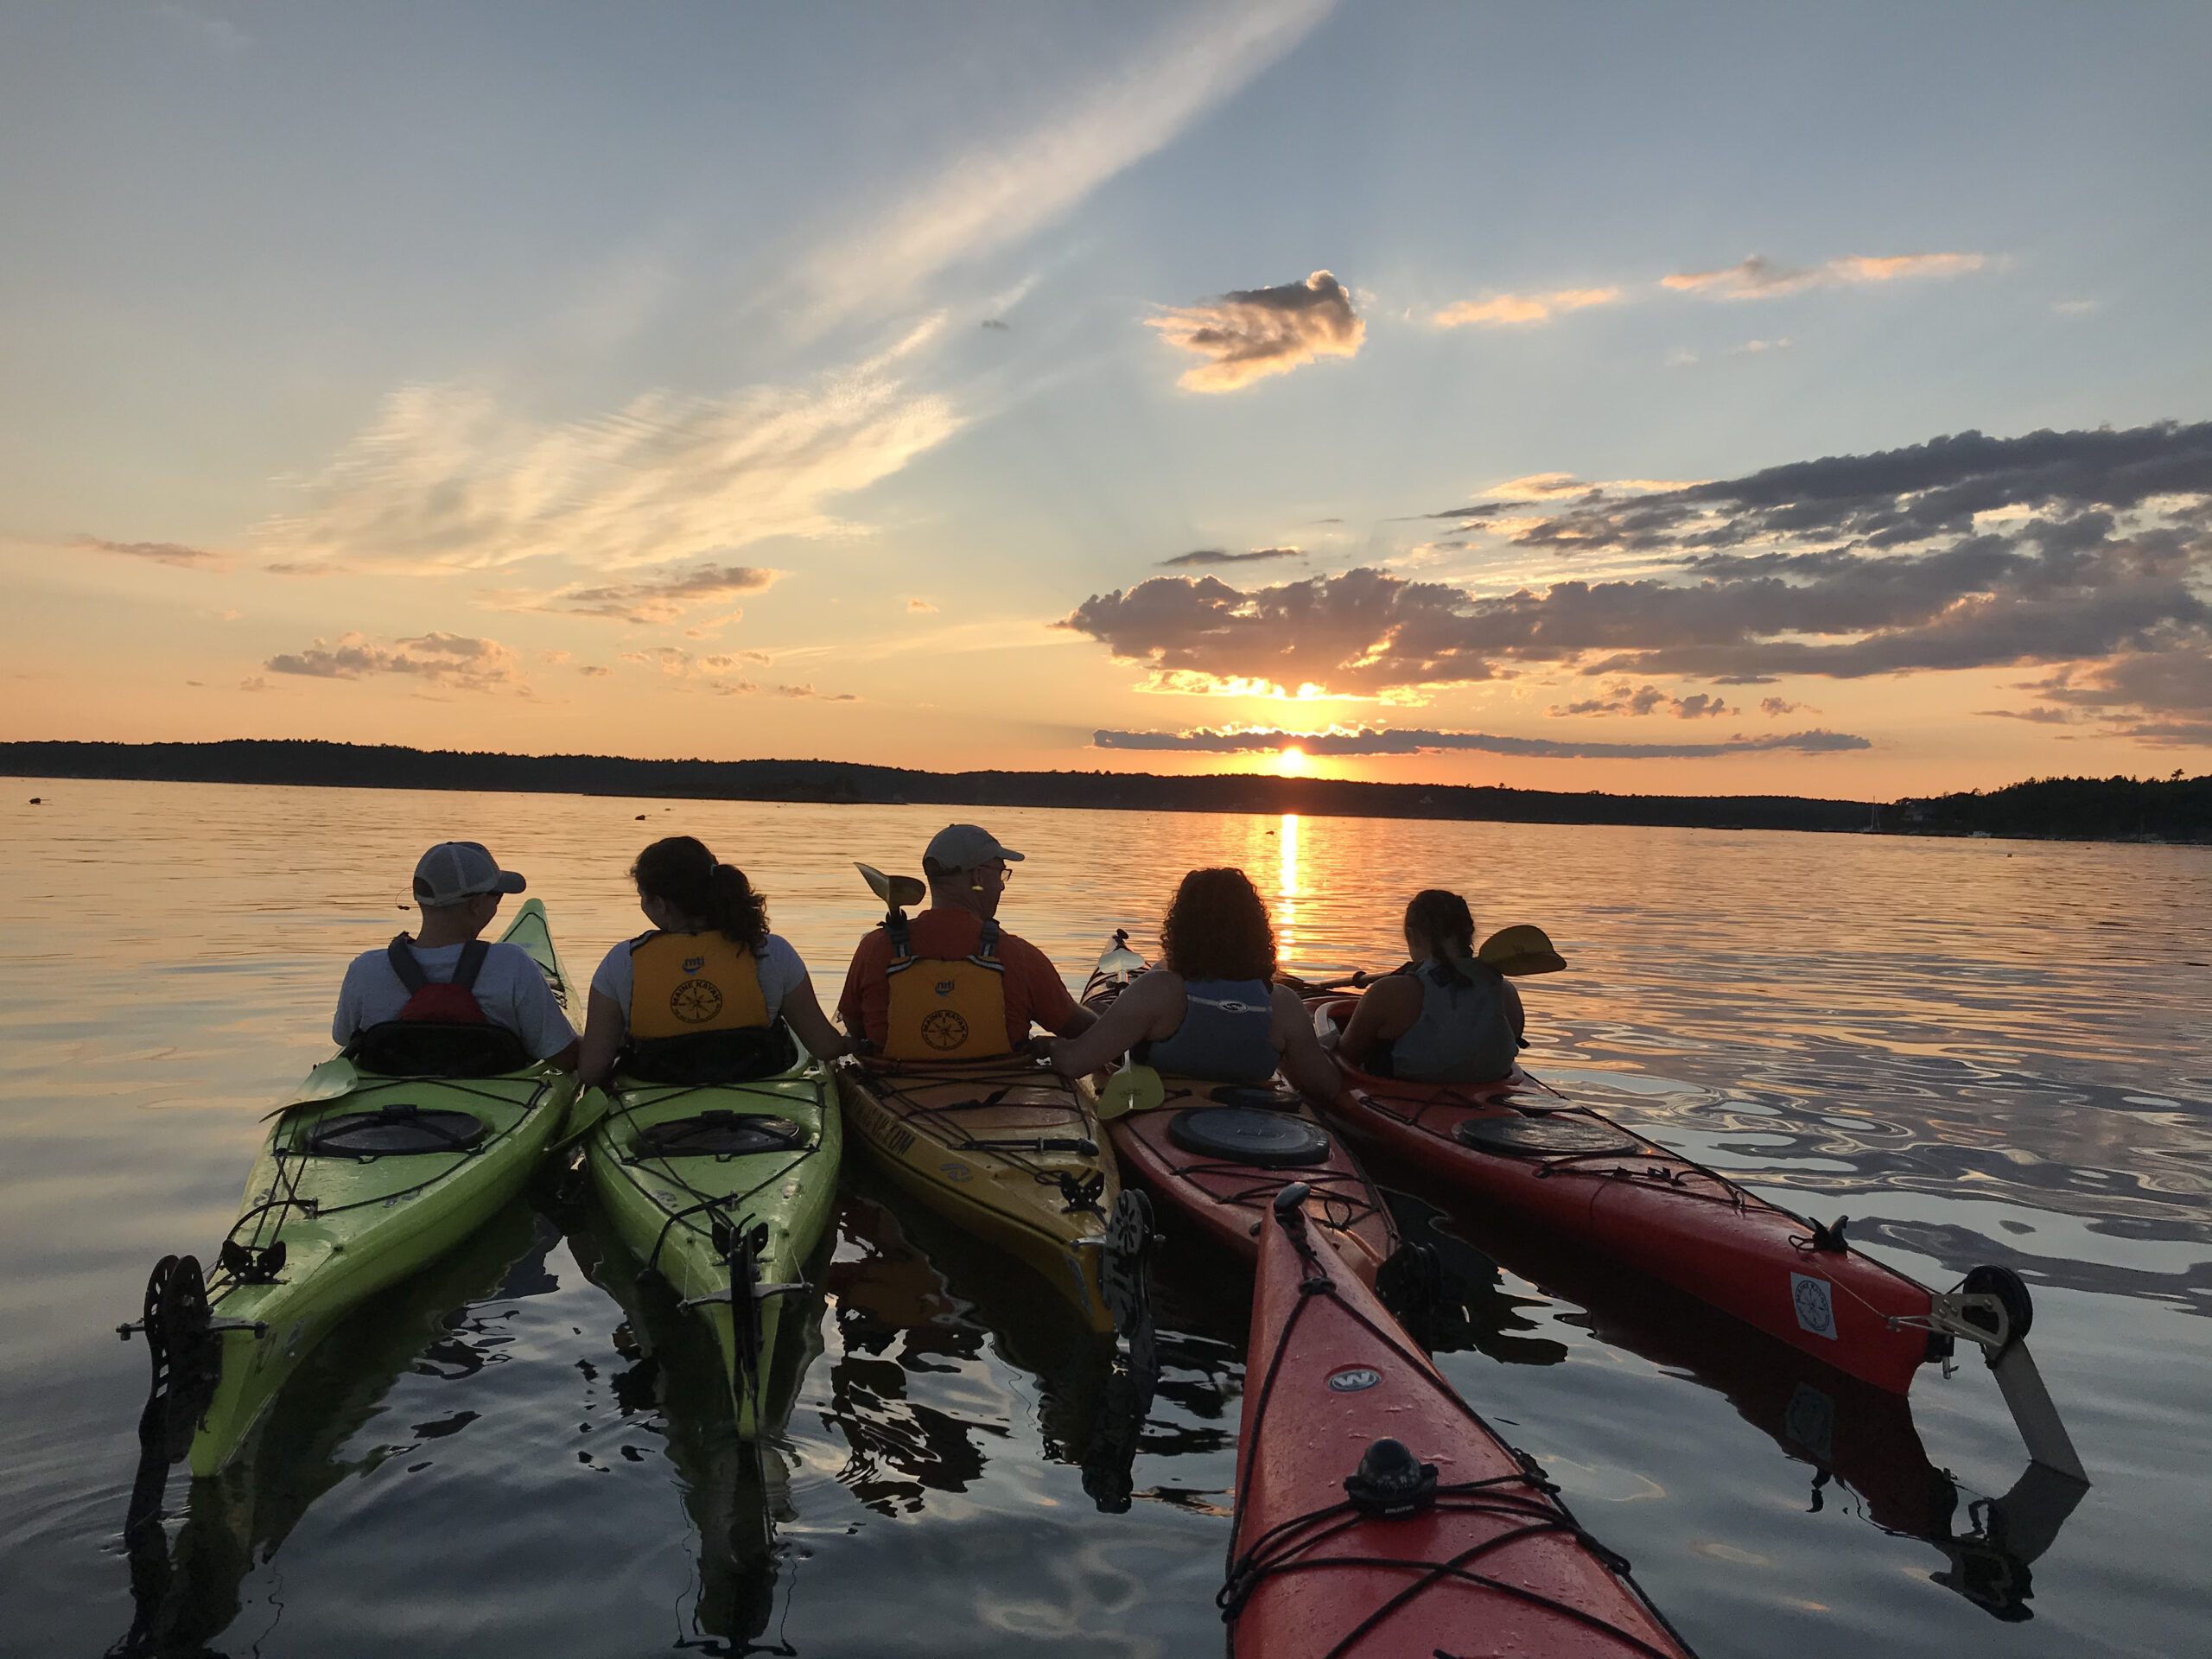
top-left (110, 1197), bottom-right (547, 1658)
top-left (1079, 934), bottom-right (1400, 1287)
top-left (564, 1192), bottom-right (829, 1647)
top-left (1225, 1186), bottom-right (1696, 1659)
top-left (1404, 1192), bottom-right (2086, 1624)
top-left (122, 899), bottom-right (581, 1482)
top-left (825, 1173), bottom-right (1145, 1513)
top-left (1306, 995), bottom-right (2084, 1484)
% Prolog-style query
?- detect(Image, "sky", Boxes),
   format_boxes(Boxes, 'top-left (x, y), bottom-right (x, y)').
top-left (3, 0), bottom-right (2209, 798)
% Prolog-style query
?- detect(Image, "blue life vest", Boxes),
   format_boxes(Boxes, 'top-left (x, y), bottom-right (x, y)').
top-left (1141, 976), bottom-right (1278, 1084)
top-left (1387, 957), bottom-right (1517, 1084)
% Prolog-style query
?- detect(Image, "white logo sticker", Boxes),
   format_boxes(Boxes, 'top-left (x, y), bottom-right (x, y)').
top-left (1791, 1272), bottom-right (1838, 1339)
top-left (1326, 1367), bottom-right (1382, 1392)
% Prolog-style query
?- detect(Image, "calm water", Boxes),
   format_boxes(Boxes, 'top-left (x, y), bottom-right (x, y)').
top-left (2, 778), bottom-right (2208, 1657)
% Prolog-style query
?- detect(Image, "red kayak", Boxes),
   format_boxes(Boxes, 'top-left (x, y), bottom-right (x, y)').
top-left (1080, 938), bottom-right (1398, 1287)
top-left (1225, 1184), bottom-right (1696, 1659)
top-left (1308, 996), bottom-right (1961, 1396)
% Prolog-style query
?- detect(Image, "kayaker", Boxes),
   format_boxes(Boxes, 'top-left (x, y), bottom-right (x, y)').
top-left (837, 823), bottom-right (1096, 1059)
top-left (578, 836), bottom-right (845, 1084)
top-left (1047, 868), bottom-right (1338, 1102)
top-left (1335, 889), bottom-right (1523, 1083)
top-left (332, 841), bottom-right (579, 1067)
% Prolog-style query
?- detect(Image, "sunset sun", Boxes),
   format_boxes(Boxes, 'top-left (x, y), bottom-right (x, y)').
top-left (1276, 746), bottom-right (1308, 775)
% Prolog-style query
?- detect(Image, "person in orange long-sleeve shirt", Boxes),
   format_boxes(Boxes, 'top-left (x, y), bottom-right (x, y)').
top-left (837, 823), bottom-right (1096, 1059)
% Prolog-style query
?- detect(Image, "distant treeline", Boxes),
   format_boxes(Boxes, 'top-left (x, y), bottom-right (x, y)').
top-left (1894, 774), bottom-right (2210, 843)
top-left (3, 739), bottom-right (1870, 831)
top-left (7, 741), bottom-right (2204, 842)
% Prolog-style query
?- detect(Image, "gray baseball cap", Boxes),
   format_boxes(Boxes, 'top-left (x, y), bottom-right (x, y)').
top-left (412, 841), bottom-right (527, 906)
top-left (923, 823), bottom-right (1024, 872)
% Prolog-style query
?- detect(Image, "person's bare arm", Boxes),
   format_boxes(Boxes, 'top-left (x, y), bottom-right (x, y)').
top-left (780, 976), bottom-right (848, 1061)
top-left (545, 1039), bottom-right (581, 1073)
top-left (1047, 970), bottom-right (1173, 1075)
top-left (1272, 983), bottom-right (1342, 1104)
top-left (578, 988), bottom-right (626, 1086)
top-left (1337, 976), bottom-right (1421, 1067)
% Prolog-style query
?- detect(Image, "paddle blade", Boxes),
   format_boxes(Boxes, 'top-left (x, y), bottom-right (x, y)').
top-left (556, 1084), bottom-right (613, 1147)
top-left (855, 861), bottom-right (926, 909)
top-left (1094, 933), bottom-right (1148, 980)
top-left (1479, 924), bottom-right (1567, 976)
top-left (1096, 1064), bottom-right (1164, 1122)
top-left (264, 1056), bottom-right (359, 1117)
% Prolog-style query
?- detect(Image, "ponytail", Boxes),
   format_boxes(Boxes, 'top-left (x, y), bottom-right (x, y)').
top-left (632, 836), bottom-right (769, 950)
top-left (1403, 889), bottom-right (1475, 963)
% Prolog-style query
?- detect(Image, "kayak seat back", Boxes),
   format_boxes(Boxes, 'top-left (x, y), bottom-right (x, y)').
top-left (1167, 1105), bottom-right (1332, 1167)
top-left (346, 1020), bottom-right (532, 1079)
top-left (624, 1021), bottom-right (798, 1086)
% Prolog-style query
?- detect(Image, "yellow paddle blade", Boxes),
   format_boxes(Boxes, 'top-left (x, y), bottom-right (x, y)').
top-left (1479, 924), bottom-right (1567, 976)
top-left (263, 1056), bottom-right (359, 1118)
top-left (1096, 1063), bottom-right (1164, 1122)
top-left (855, 861), bottom-right (926, 909)
top-left (555, 1084), bottom-right (613, 1147)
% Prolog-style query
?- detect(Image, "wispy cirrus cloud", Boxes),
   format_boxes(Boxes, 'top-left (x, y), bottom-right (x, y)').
top-left (258, 321), bottom-right (958, 575)
top-left (1433, 287), bottom-right (1618, 327)
top-left (264, 632), bottom-right (528, 692)
top-left (1662, 251), bottom-right (1986, 300)
top-left (73, 535), bottom-right (228, 570)
top-left (794, 0), bottom-right (1335, 327)
top-left (1093, 724), bottom-right (1870, 760)
top-left (1160, 547), bottom-right (1304, 568)
top-left (1149, 270), bottom-right (1363, 392)
top-left (1551, 684), bottom-right (1738, 720)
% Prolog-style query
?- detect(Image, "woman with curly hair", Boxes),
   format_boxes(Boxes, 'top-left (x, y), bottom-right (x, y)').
top-left (1337, 888), bottom-right (1523, 1083)
top-left (1048, 867), bottom-right (1338, 1101)
top-left (579, 835), bottom-right (844, 1084)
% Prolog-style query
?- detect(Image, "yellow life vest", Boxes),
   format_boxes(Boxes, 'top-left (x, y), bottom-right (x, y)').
top-left (629, 931), bottom-right (769, 1039)
top-left (882, 916), bottom-right (1010, 1061)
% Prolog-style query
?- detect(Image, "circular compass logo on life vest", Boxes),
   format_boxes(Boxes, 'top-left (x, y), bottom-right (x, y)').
top-left (670, 977), bottom-right (723, 1024)
top-left (920, 1008), bottom-right (969, 1051)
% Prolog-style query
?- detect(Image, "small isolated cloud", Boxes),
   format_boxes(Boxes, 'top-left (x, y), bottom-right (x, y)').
top-left (1148, 270), bottom-right (1363, 392)
top-left (907, 597), bottom-right (938, 613)
top-left (1434, 288), bottom-right (1618, 328)
top-left (1662, 251), bottom-right (1986, 300)
top-left (238, 676), bottom-right (268, 692)
top-left (1759, 696), bottom-right (1815, 717)
top-left (2052, 299), bottom-right (2099, 317)
top-left (539, 649), bottom-right (570, 664)
top-left (1977, 706), bottom-right (2073, 723)
top-left (490, 563), bottom-right (779, 625)
top-left (777, 683), bottom-right (859, 702)
top-left (1550, 683), bottom-right (1738, 720)
top-left (980, 319), bottom-right (1012, 332)
top-left (264, 632), bottom-right (527, 693)
top-left (578, 664), bottom-right (612, 678)
top-left (1727, 338), bottom-right (1791, 355)
top-left (73, 535), bottom-right (226, 570)
top-left (620, 645), bottom-right (772, 679)
top-left (1094, 724), bottom-right (1870, 760)
top-left (1160, 547), bottom-right (1303, 568)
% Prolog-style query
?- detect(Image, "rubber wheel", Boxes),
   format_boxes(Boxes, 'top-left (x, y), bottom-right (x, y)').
top-left (1454, 1116), bottom-right (1639, 1158)
top-left (1962, 1264), bottom-right (2034, 1348)
top-left (1166, 1106), bottom-right (1332, 1167)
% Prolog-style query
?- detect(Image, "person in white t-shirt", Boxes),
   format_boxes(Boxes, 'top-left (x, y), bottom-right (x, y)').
top-left (332, 841), bottom-right (579, 1067)
top-left (579, 836), bottom-right (845, 1084)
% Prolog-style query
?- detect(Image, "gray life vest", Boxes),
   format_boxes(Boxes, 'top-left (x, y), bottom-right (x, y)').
top-left (1141, 976), bottom-right (1278, 1084)
top-left (1388, 957), bottom-right (1517, 1084)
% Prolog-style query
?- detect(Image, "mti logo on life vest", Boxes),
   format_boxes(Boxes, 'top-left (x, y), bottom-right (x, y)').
top-left (683, 955), bottom-right (706, 973)
top-left (670, 978), bottom-right (723, 1024)
top-left (934, 979), bottom-right (957, 997)
top-left (921, 1009), bottom-right (969, 1050)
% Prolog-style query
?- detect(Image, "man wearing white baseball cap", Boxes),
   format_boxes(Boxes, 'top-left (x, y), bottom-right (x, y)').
top-left (332, 841), bottom-right (579, 1069)
top-left (837, 823), bottom-right (1096, 1060)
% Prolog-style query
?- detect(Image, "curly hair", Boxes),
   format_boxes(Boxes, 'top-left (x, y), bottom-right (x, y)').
top-left (632, 836), bottom-right (768, 950)
top-left (1159, 867), bottom-right (1277, 982)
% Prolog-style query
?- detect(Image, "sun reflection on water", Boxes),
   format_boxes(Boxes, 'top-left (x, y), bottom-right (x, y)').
top-left (1275, 812), bottom-right (1300, 953)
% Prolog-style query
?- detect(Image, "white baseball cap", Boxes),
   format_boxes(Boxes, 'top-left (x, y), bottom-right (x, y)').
top-left (412, 841), bottom-right (527, 906)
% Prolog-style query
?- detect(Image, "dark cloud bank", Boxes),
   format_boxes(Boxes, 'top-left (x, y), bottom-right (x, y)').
top-left (1065, 420), bottom-right (2212, 751)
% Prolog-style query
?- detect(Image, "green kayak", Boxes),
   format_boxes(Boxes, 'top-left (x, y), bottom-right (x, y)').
top-left (124, 898), bottom-right (581, 1478)
top-left (582, 1029), bottom-right (841, 1439)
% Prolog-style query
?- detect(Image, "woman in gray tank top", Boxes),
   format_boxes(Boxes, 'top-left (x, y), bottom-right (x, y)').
top-left (1337, 890), bottom-right (1525, 1084)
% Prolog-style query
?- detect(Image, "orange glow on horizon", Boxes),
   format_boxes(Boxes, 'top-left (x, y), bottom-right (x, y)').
top-left (1277, 746), bottom-right (1308, 775)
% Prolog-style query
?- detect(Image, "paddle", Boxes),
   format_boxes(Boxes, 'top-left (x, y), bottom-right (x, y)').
top-left (262, 1056), bottom-right (359, 1119)
top-left (1096, 1058), bottom-right (1164, 1122)
top-left (855, 861), bottom-right (925, 912)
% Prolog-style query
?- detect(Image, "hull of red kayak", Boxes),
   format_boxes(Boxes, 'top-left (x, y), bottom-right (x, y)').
top-left (1228, 1192), bottom-right (1694, 1659)
top-left (1310, 997), bottom-right (1936, 1396)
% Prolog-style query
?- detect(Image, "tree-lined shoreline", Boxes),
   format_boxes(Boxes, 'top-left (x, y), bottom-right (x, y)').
top-left (3, 740), bottom-right (2204, 844)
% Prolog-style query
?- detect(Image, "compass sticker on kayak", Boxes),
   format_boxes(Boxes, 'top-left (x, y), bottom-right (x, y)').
top-left (1791, 1272), bottom-right (1838, 1339)
top-left (1326, 1367), bottom-right (1382, 1392)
